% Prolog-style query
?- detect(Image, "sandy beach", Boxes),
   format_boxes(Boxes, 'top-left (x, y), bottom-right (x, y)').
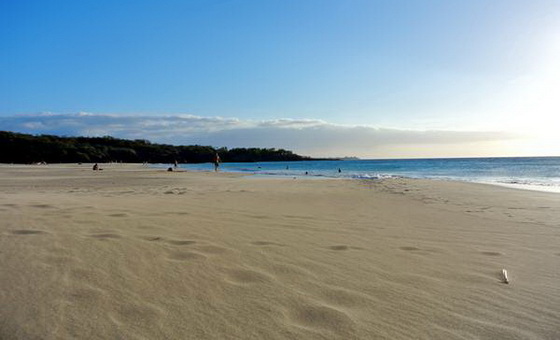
top-left (1, 163), bottom-right (559, 339)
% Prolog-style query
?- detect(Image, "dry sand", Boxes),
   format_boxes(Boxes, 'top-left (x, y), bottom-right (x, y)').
top-left (1, 163), bottom-right (559, 339)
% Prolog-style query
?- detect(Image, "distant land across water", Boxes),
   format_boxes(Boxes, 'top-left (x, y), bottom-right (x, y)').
top-left (0, 131), bottom-right (321, 164)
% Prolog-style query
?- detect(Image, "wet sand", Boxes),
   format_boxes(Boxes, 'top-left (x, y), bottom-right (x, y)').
top-left (1, 163), bottom-right (559, 339)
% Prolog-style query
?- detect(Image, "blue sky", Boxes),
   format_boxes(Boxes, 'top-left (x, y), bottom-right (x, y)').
top-left (1, 0), bottom-right (559, 158)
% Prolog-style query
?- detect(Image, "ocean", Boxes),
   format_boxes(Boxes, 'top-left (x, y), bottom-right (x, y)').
top-left (160, 157), bottom-right (560, 193)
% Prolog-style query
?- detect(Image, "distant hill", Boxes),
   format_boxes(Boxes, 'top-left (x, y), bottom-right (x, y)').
top-left (0, 131), bottom-right (313, 164)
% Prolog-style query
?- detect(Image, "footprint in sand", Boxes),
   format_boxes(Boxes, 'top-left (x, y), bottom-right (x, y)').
top-left (400, 246), bottom-right (421, 251)
top-left (2, 203), bottom-right (19, 208)
top-left (288, 304), bottom-right (355, 333)
top-left (164, 188), bottom-right (188, 195)
top-left (140, 236), bottom-right (163, 242)
top-left (250, 215), bottom-right (271, 220)
top-left (399, 246), bottom-right (442, 256)
top-left (251, 241), bottom-right (285, 247)
top-left (167, 251), bottom-right (206, 261)
top-left (328, 245), bottom-right (350, 251)
top-left (111, 302), bottom-right (164, 326)
top-left (11, 229), bottom-right (46, 235)
top-left (108, 213), bottom-right (129, 218)
top-left (167, 240), bottom-right (197, 246)
top-left (30, 204), bottom-right (55, 209)
top-left (90, 233), bottom-right (121, 239)
top-left (328, 245), bottom-right (363, 251)
top-left (481, 251), bottom-right (502, 256)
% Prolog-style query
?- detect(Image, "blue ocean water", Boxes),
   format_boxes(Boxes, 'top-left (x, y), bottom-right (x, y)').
top-left (161, 157), bottom-right (560, 192)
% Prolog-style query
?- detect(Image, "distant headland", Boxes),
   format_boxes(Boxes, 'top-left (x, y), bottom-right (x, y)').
top-left (0, 131), bottom-right (336, 164)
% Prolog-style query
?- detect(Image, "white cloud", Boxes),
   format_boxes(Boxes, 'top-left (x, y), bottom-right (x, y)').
top-left (0, 113), bottom-right (522, 158)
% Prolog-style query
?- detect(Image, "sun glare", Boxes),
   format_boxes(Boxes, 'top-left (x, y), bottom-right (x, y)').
top-left (498, 29), bottom-right (560, 156)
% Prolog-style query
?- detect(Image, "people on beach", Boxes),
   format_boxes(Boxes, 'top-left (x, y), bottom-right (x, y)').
top-left (214, 153), bottom-right (221, 172)
top-left (174, 160), bottom-right (178, 168)
top-left (93, 163), bottom-right (99, 171)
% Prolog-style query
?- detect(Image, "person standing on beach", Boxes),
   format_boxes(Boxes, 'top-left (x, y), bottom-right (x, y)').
top-left (213, 153), bottom-right (221, 172)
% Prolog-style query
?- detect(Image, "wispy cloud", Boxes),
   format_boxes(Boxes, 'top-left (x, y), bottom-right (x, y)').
top-left (0, 113), bottom-right (520, 158)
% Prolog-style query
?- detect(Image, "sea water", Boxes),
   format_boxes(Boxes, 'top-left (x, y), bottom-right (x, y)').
top-left (160, 157), bottom-right (560, 193)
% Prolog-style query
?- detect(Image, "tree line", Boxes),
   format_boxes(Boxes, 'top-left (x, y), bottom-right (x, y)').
top-left (0, 131), bottom-right (314, 164)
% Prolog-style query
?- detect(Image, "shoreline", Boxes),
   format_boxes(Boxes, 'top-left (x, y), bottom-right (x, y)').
top-left (480, 180), bottom-right (560, 194)
top-left (151, 160), bottom-right (560, 194)
top-left (2, 161), bottom-right (560, 194)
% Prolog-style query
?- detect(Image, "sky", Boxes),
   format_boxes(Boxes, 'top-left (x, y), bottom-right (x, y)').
top-left (1, 0), bottom-right (559, 158)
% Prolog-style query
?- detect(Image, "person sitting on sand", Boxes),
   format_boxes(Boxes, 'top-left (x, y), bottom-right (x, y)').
top-left (93, 163), bottom-right (99, 171)
top-left (213, 153), bottom-right (221, 172)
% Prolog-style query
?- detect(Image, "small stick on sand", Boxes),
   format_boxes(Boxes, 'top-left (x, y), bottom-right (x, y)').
top-left (501, 269), bottom-right (509, 284)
